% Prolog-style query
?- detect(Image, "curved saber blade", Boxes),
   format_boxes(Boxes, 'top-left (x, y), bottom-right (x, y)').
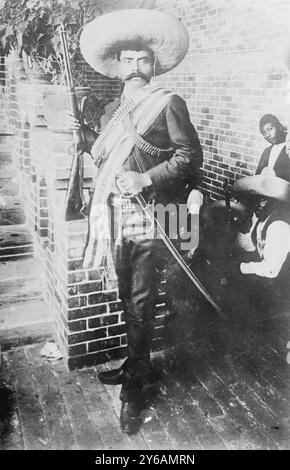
top-left (135, 193), bottom-right (224, 318)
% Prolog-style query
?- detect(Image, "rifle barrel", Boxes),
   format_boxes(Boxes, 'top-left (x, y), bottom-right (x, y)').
top-left (60, 24), bottom-right (74, 88)
top-left (59, 23), bottom-right (85, 221)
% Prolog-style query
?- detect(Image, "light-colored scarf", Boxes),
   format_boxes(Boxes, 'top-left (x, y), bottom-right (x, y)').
top-left (83, 84), bottom-right (174, 268)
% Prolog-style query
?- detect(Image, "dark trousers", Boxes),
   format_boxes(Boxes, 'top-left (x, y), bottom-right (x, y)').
top-left (109, 203), bottom-right (160, 401)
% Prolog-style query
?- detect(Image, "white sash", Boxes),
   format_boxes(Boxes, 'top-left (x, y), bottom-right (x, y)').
top-left (83, 85), bottom-right (174, 268)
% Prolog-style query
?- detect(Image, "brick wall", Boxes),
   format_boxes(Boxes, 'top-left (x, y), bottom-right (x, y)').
top-left (155, 0), bottom-right (290, 199)
top-left (0, 58), bottom-right (8, 133)
top-left (74, 59), bottom-right (121, 107)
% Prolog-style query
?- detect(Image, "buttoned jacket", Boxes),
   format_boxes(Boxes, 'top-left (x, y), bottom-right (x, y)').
top-left (100, 93), bottom-right (203, 204)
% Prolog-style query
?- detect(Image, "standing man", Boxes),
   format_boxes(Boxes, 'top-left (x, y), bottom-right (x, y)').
top-left (69, 9), bottom-right (203, 434)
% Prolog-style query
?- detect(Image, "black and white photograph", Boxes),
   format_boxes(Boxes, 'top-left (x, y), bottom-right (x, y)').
top-left (0, 0), bottom-right (290, 455)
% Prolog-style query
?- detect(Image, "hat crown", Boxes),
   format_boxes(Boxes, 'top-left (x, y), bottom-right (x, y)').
top-left (80, 9), bottom-right (189, 78)
top-left (232, 175), bottom-right (290, 204)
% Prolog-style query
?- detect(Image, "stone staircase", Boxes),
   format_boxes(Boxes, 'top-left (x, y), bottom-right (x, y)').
top-left (0, 135), bottom-right (53, 350)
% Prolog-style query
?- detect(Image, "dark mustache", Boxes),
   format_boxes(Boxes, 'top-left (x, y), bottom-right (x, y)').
top-left (126, 72), bottom-right (147, 80)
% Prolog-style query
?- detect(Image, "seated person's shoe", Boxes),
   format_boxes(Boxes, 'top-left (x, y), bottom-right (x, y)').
top-left (98, 366), bottom-right (129, 385)
top-left (120, 400), bottom-right (141, 435)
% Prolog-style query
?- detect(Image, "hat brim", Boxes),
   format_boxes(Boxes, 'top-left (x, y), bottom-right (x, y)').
top-left (80, 9), bottom-right (189, 78)
top-left (232, 175), bottom-right (290, 204)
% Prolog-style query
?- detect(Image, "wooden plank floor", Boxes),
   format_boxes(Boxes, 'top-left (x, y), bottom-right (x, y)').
top-left (1, 299), bottom-right (289, 451)
top-left (1, 253), bottom-right (290, 450)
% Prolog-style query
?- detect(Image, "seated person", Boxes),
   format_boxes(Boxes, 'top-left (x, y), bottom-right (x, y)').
top-left (256, 114), bottom-right (290, 181)
top-left (196, 189), bottom-right (252, 262)
top-left (232, 174), bottom-right (290, 279)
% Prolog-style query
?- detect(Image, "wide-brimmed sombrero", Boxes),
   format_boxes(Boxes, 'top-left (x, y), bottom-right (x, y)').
top-left (232, 175), bottom-right (290, 204)
top-left (79, 9), bottom-right (189, 78)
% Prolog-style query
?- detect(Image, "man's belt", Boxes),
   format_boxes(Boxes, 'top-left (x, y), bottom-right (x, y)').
top-left (124, 113), bottom-right (174, 158)
top-left (108, 193), bottom-right (138, 212)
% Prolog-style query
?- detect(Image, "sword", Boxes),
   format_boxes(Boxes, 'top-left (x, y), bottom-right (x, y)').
top-left (134, 192), bottom-right (224, 318)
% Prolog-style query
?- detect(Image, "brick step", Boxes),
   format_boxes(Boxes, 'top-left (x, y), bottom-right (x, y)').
top-left (0, 128), bottom-right (13, 136)
top-left (0, 133), bottom-right (13, 142)
top-left (0, 299), bottom-right (52, 328)
top-left (0, 257), bottom-right (41, 280)
top-left (0, 135), bottom-right (16, 181)
top-left (0, 149), bottom-right (13, 163)
top-left (0, 314), bottom-right (53, 351)
top-left (0, 195), bottom-right (25, 225)
top-left (0, 140), bottom-right (14, 158)
top-left (0, 274), bottom-right (44, 308)
top-left (0, 209), bottom-right (25, 226)
top-left (0, 161), bottom-right (16, 179)
top-left (0, 257), bottom-right (53, 350)
top-left (0, 177), bottom-right (19, 197)
top-left (0, 224), bottom-right (33, 260)
top-left (0, 195), bottom-right (23, 211)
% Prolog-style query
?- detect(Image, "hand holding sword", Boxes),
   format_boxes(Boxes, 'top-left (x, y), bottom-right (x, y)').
top-left (116, 171), bottom-right (152, 195)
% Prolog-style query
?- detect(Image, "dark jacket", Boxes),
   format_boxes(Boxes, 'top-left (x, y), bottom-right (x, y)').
top-left (255, 144), bottom-right (290, 182)
top-left (100, 94), bottom-right (203, 204)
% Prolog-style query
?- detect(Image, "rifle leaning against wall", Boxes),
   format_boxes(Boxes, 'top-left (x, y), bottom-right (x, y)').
top-left (60, 23), bottom-right (86, 221)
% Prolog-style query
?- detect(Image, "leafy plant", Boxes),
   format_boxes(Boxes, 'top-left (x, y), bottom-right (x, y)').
top-left (0, 0), bottom-right (103, 82)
